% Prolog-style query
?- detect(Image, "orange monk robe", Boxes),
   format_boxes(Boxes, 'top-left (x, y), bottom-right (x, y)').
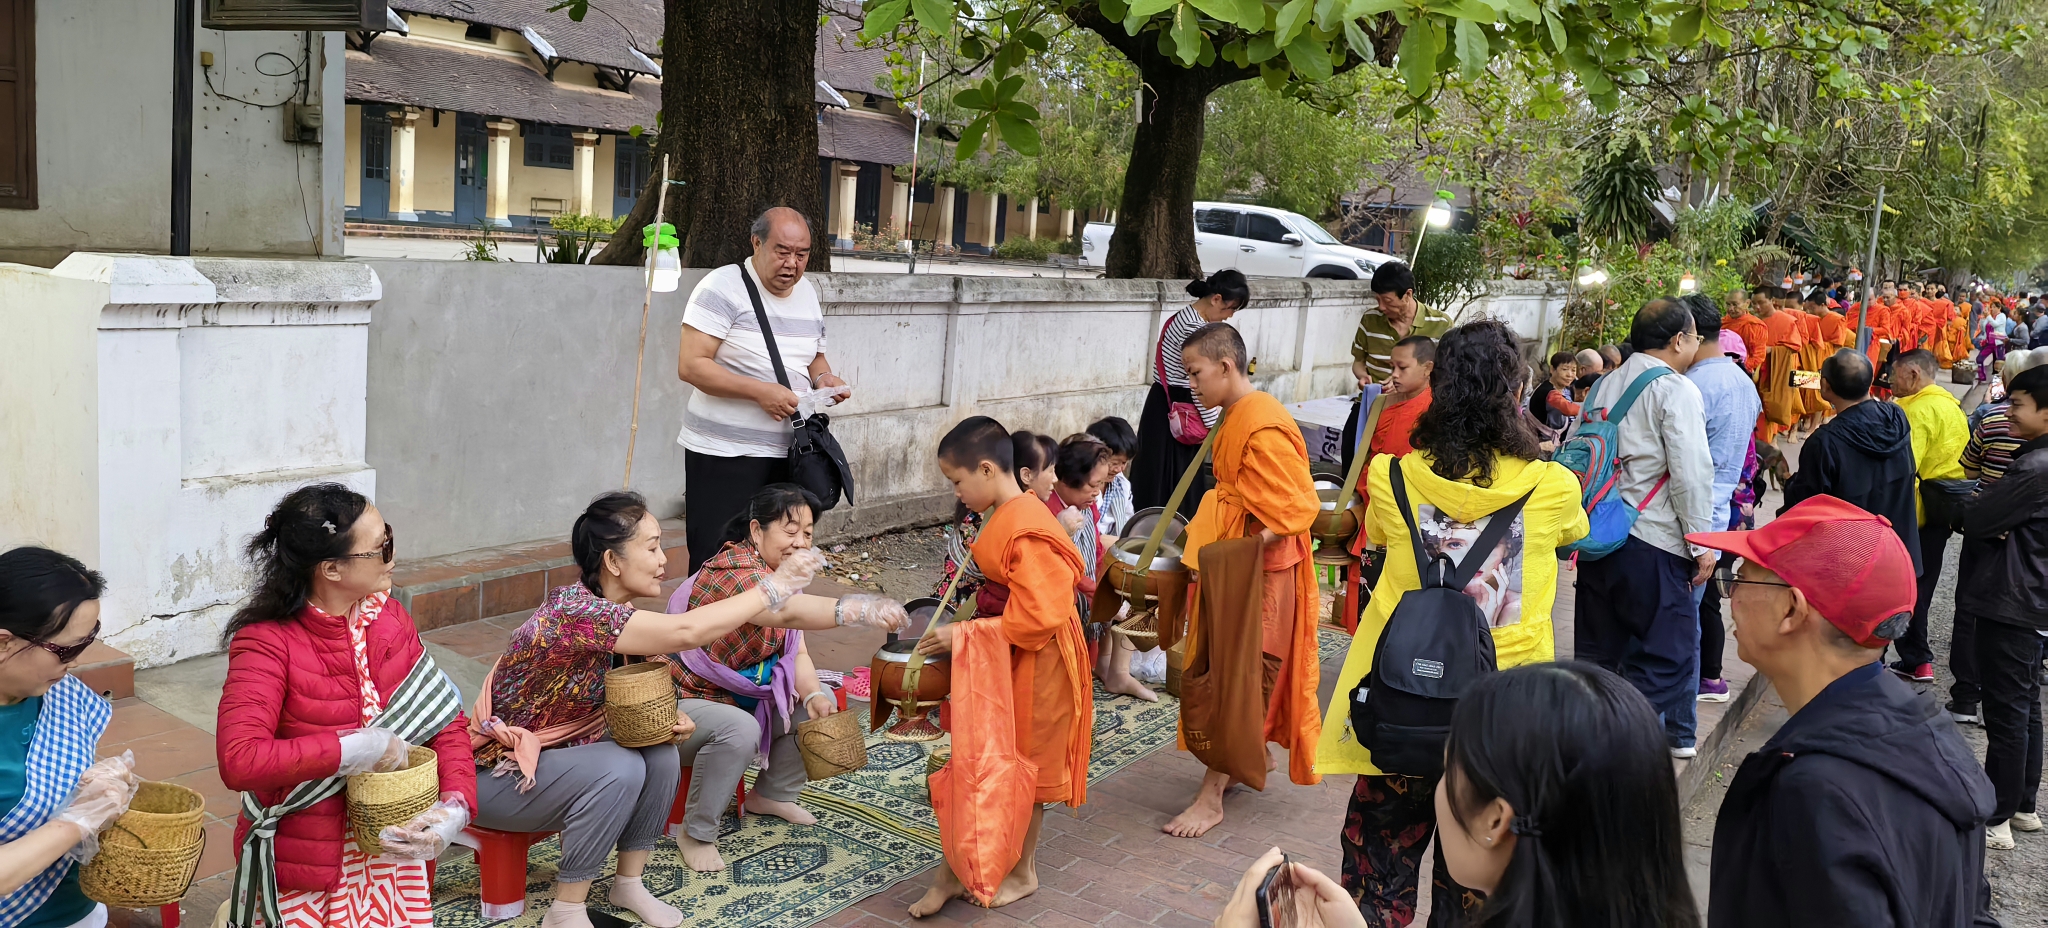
top-left (1349, 388), bottom-right (1432, 556)
top-left (1798, 313), bottom-right (1829, 414)
top-left (1946, 304), bottom-right (1973, 365)
top-left (1820, 309), bottom-right (1853, 349)
top-left (1181, 390), bottom-right (1323, 786)
top-left (1758, 310), bottom-right (1808, 437)
top-left (969, 493), bottom-right (1095, 806)
top-left (1725, 312), bottom-right (1770, 373)
top-left (1927, 299), bottom-right (1960, 364)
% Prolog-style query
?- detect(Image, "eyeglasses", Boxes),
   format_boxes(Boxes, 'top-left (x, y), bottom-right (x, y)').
top-left (28, 622), bottom-right (100, 664)
top-left (333, 524), bottom-right (395, 565)
top-left (1709, 575), bottom-right (1793, 599)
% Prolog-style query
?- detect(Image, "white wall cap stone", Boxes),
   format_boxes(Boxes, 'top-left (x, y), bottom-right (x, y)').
top-left (50, 253), bottom-right (216, 305)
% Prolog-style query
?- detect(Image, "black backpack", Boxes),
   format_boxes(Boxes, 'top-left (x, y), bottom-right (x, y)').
top-left (1348, 457), bottom-right (1531, 778)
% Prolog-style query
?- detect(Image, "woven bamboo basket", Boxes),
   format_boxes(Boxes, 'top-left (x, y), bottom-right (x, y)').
top-left (1113, 610), bottom-right (1160, 648)
top-left (924, 744), bottom-right (951, 792)
top-left (795, 707), bottom-right (869, 780)
top-left (1164, 638), bottom-right (1187, 697)
top-left (79, 781), bottom-right (206, 908)
top-left (347, 746), bottom-right (439, 855)
top-left (606, 661), bottom-right (680, 748)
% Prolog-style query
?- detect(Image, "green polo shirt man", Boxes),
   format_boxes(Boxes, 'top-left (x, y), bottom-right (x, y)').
top-left (1351, 261), bottom-right (1454, 386)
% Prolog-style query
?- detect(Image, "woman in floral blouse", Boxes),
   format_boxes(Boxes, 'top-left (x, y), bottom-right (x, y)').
top-left (661, 484), bottom-right (897, 870)
top-left (468, 491), bottom-right (906, 928)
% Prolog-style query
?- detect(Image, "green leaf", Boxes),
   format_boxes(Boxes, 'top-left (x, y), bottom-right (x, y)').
top-left (955, 114), bottom-right (990, 160)
top-left (546, 0), bottom-right (588, 21)
top-left (1667, 7), bottom-right (1701, 44)
top-left (1188, 0), bottom-right (1250, 25)
top-left (1020, 29), bottom-right (1050, 51)
top-left (1234, 0), bottom-right (1270, 26)
top-left (993, 111), bottom-right (1041, 155)
top-left (1099, 0), bottom-right (1131, 17)
top-left (1542, 9), bottom-right (1566, 52)
top-left (1260, 61), bottom-right (1291, 90)
top-left (1283, 34), bottom-right (1334, 79)
top-left (959, 35), bottom-right (985, 57)
top-left (859, 0), bottom-right (909, 38)
top-left (1494, 0), bottom-right (1538, 22)
top-left (1397, 16), bottom-right (1442, 96)
top-left (1197, 29), bottom-right (1218, 64)
top-left (1314, 0), bottom-right (1343, 28)
top-left (1343, 19), bottom-right (1376, 59)
top-left (627, 124), bottom-right (644, 138)
top-left (909, 0), bottom-right (952, 31)
top-left (1248, 32), bottom-right (1283, 61)
top-left (1452, 17), bottom-right (1487, 78)
top-left (1130, 0), bottom-right (1180, 17)
top-left (1700, 13), bottom-right (1731, 46)
top-left (1274, 0), bottom-right (1313, 44)
top-left (1347, 0), bottom-right (1409, 16)
top-left (994, 75), bottom-right (1025, 102)
top-left (995, 40), bottom-right (1028, 74)
top-left (1171, 2), bottom-right (1203, 64)
top-left (1001, 100), bottom-right (1042, 120)
top-left (953, 84), bottom-right (991, 110)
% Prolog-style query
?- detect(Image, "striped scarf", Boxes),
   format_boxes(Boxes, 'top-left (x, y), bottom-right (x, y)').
top-left (0, 676), bottom-right (110, 928)
top-left (227, 651), bottom-right (461, 928)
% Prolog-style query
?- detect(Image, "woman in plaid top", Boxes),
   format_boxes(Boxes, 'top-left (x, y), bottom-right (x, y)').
top-left (661, 485), bottom-right (892, 872)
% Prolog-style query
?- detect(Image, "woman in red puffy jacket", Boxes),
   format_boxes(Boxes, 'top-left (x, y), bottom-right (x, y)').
top-left (216, 484), bottom-right (475, 928)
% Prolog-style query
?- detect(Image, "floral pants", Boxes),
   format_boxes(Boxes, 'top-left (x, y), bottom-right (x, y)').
top-left (1340, 775), bottom-right (1483, 928)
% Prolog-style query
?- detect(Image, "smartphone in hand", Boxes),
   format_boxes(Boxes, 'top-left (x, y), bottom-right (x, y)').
top-left (1255, 852), bottom-right (1295, 928)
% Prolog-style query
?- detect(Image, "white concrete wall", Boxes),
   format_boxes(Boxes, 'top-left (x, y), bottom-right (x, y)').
top-left (0, 4), bottom-right (343, 266)
top-left (5, 255), bottom-right (381, 667)
top-left (360, 261), bottom-right (1379, 562)
top-left (0, 265), bottom-right (105, 561)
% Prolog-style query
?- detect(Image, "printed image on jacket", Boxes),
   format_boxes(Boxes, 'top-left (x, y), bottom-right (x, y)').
top-left (1414, 504), bottom-right (1526, 628)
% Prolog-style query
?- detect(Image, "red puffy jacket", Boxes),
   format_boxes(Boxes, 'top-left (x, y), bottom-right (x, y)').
top-left (217, 598), bottom-right (478, 892)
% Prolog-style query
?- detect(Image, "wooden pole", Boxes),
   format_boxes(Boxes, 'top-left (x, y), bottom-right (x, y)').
top-left (624, 155), bottom-right (671, 488)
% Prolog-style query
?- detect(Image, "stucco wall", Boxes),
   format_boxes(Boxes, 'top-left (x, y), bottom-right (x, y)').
top-left (0, 265), bottom-right (104, 561)
top-left (413, 117), bottom-right (457, 216)
top-left (0, 6), bottom-right (344, 265)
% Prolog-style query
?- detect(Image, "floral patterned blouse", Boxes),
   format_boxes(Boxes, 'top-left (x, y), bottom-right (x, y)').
top-left (660, 541), bottom-right (787, 705)
top-left (477, 583), bottom-right (633, 766)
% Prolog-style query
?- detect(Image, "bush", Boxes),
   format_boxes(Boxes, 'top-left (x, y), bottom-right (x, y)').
top-left (1412, 230), bottom-right (1489, 318)
top-left (993, 236), bottom-right (1058, 262)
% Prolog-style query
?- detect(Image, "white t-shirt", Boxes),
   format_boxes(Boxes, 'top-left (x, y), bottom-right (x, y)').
top-left (677, 261), bottom-right (827, 458)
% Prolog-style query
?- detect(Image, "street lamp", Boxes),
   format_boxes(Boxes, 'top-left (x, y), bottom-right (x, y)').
top-left (1410, 192), bottom-right (1456, 263)
top-left (1425, 202), bottom-right (1453, 228)
top-left (1678, 273), bottom-right (1698, 292)
top-left (1577, 267), bottom-right (1609, 287)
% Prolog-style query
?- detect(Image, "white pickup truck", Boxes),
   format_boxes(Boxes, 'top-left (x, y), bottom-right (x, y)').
top-left (1080, 201), bottom-right (1398, 278)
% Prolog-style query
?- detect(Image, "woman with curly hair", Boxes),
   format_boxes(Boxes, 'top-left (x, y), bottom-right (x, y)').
top-left (1313, 319), bottom-right (1589, 927)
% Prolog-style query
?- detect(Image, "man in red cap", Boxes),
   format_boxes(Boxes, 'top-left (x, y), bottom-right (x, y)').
top-left (1698, 496), bottom-right (1997, 928)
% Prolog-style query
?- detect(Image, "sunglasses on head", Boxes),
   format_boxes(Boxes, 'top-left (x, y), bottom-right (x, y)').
top-left (28, 622), bottom-right (100, 664)
top-left (333, 524), bottom-right (395, 565)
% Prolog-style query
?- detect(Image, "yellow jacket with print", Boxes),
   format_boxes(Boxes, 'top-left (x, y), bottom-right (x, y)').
top-left (1894, 383), bottom-right (1969, 526)
top-left (1314, 450), bottom-right (1588, 777)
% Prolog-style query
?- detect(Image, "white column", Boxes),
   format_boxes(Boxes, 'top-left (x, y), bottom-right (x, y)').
top-left (890, 181), bottom-right (911, 240)
top-left (1023, 197), bottom-right (1038, 239)
top-left (935, 186), bottom-right (957, 246)
top-left (389, 107), bottom-right (420, 222)
top-left (1061, 207), bottom-right (1075, 238)
top-left (834, 166), bottom-right (859, 243)
top-left (979, 193), bottom-right (998, 248)
top-left (571, 131), bottom-right (600, 217)
top-left (485, 120), bottom-right (516, 227)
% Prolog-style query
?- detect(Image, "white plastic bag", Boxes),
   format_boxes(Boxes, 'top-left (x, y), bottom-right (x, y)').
top-left (1130, 646), bottom-right (1167, 684)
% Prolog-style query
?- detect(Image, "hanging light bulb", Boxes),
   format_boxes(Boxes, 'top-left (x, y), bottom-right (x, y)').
top-left (1425, 200), bottom-right (1454, 228)
top-left (1577, 267), bottom-right (1608, 287)
top-left (1848, 267), bottom-right (1864, 282)
top-left (643, 222), bottom-right (682, 293)
top-left (1678, 273), bottom-right (1698, 292)
top-left (1781, 275), bottom-right (1795, 289)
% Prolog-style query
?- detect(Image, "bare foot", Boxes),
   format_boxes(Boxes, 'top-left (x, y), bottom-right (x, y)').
top-left (908, 869), bottom-right (964, 918)
top-left (1163, 792), bottom-right (1226, 838)
top-left (677, 834), bottom-right (725, 872)
top-left (743, 795), bottom-right (818, 825)
top-left (1101, 671), bottom-right (1159, 702)
top-left (990, 864), bottom-right (1039, 907)
top-left (1266, 745), bottom-right (1279, 773)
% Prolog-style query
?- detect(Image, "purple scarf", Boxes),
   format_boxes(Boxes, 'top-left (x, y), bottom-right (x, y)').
top-left (676, 629), bottom-right (804, 767)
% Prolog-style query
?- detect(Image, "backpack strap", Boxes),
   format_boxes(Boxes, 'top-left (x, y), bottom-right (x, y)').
top-left (1597, 365), bottom-right (1673, 424)
top-left (1443, 490), bottom-right (1535, 591)
top-left (1390, 457), bottom-right (1435, 583)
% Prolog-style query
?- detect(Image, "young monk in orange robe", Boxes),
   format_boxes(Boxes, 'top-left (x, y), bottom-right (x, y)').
top-left (1164, 322), bottom-right (1322, 839)
top-left (1757, 289), bottom-right (1806, 442)
top-left (1349, 336), bottom-right (1434, 560)
top-left (914, 416), bottom-right (1093, 916)
top-left (1797, 299), bottom-right (1829, 426)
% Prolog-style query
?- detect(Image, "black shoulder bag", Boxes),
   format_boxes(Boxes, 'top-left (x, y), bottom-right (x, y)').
top-left (737, 268), bottom-right (856, 512)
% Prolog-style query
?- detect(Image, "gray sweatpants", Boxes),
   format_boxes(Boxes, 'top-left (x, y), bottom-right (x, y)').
top-left (472, 738), bottom-right (681, 883)
top-left (673, 697), bottom-right (809, 842)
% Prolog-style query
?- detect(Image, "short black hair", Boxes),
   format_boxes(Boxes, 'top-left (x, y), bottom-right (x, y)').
top-left (2009, 365), bottom-right (2048, 407)
top-left (1628, 299), bottom-right (1696, 353)
top-left (938, 416), bottom-right (1013, 472)
top-left (1393, 334), bottom-right (1436, 366)
top-left (1751, 284), bottom-right (1777, 298)
top-left (1371, 261), bottom-right (1416, 298)
top-left (1054, 434), bottom-right (1111, 489)
top-left (1182, 322), bottom-right (1249, 374)
top-left (1894, 348), bottom-right (1938, 382)
top-left (0, 547), bottom-right (106, 644)
top-left (572, 490), bottom-right (651, 596)
top-left (1085, 416), bottom-right (1138, 458)
top-left (1681, 294), bottom-right (1721, 340)
top-left (1549, 350), bottom-right (1576, 369)
top-left (1821, 348), bottom-right (1873, 400)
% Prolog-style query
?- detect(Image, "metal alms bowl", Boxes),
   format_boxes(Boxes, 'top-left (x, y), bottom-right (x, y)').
top-left (1105, 536), bottom-right (1188, 611)
top-left (1312, 481), bottom-right (1360, 551)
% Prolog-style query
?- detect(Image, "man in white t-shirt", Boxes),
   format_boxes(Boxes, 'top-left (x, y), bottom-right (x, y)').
top-left (677, 207), bottom-right (849, 572)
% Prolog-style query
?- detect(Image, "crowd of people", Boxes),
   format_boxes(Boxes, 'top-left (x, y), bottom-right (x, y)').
top-left (0, 207), bottom-right (2040, 928)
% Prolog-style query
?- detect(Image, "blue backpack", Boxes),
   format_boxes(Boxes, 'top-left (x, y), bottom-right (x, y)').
top-left (1554, 366), bottom-right (1672, 560)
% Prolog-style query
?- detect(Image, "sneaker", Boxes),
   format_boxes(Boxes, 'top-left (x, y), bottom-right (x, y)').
top-left (1947, 701), bottom-right (1983, 725)
top-left (1988, 821), bottom-right (2016, 850)
top-left (1670, 745), bottom-right (1698, 759)
top-left (1697, 678), bottom-right (1731, 703)
top-left (2014, 812), bottom-right (2044, 833)
top-left (1890, 662), bottom-right (1935, 683)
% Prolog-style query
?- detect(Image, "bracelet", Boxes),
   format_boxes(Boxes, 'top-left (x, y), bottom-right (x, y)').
top-left (833, 599), bottom-right (847, 627)
top-left (803, 691), bottom-right (834, 707)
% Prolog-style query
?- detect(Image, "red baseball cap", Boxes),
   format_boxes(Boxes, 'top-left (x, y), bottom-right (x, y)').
top-left (1687, 495), bottom-right (1915, 647)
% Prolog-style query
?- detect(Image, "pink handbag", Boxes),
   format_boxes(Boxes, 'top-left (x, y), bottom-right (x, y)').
top-left (1156, 316), bottom-right (1210, 445)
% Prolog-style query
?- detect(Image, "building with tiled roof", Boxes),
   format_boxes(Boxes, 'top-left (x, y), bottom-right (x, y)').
top-left (343, 0), bottom-right (1079, 251)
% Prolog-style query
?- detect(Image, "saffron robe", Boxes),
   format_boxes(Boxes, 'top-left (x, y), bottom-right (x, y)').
top-left (1725, 312), bottom-right (1770, 373)
top-left (969, 493), bottom-right (1094, 805)
top-left (1349, 388), bottom-right (1432, 555)
top-left (1181, 390), bottom-right (1324, 786)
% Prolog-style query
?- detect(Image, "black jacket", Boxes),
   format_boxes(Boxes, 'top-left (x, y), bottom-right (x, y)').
top-left (1958, 436), bottom-right (2048, 631)
top-left (1710, 665), bottom-right (1999, 928)
top-left (1780, 398), bottom-right (1923, 574)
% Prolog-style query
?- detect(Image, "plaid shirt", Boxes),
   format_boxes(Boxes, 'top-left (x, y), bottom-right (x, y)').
top-left (663, 541), bottom-right (786, 704)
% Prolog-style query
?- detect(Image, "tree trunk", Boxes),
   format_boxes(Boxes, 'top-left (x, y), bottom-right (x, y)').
top-left (592, 0), bottom-right (827, 271)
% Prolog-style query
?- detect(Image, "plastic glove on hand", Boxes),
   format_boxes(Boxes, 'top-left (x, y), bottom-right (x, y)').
top-left (760, 548), bottom-right (828, 612)
top-left (835, 593), bottom-right (909, 632)
top-left (376, 798), bottom-right (470, 860)
top-left (56, 751), bottom-right (139, 863)
top-left (336, 728), bottom-right (412, 776)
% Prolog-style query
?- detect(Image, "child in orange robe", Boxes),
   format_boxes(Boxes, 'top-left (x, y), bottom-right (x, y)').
top-left (1757, 290), bottom-right (1806, 442)
top-left (912, 416), bottom-right (1093, 916)
top-left (1724, 291), bottom-right (1770, 373)
top-left (1163, 323), bottom-right (1323, 840)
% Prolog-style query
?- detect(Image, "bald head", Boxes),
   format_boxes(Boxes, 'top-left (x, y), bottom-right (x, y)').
top-left (1821, 348), bottom-right (1873, 403)
top-left (1574, 348), bottom-right (1604, 374)
top-left (749, 207), bottom-right (813, 296)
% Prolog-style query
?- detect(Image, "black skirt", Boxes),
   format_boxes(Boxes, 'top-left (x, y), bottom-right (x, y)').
top-left (1132, 381), bottom-right (1212, 522)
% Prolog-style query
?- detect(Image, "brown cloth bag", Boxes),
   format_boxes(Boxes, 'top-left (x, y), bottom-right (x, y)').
top-left (1178, 534), bottom-right (1268, 792)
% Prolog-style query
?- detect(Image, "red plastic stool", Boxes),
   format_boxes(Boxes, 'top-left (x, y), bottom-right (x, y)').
top-left (664, 765), bottom-right (749, 839)
top-left (455, 825), bottom-right (557, 920)
top-left (159, 904), bottom-right (180, 928)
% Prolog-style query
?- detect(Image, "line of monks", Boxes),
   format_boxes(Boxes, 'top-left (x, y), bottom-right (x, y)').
top-left (1721, 280), bottom-right (1972, 442)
